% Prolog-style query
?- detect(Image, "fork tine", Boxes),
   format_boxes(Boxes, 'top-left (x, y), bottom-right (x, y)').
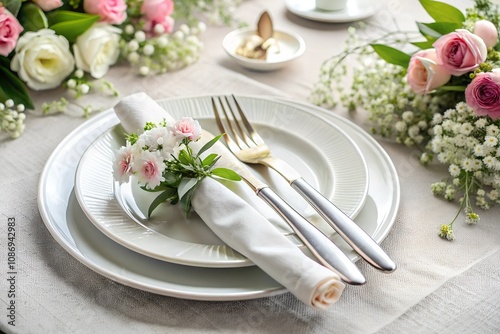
top-left (223, 96), bottom-right (257, 149)
top-left (211, 97), bottom-right (247, 153)
top-left (230, 94), bottom-right (265, 146)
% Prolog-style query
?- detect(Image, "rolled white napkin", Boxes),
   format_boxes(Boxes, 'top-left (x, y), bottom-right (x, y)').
top-left (114, 92), bottom-right (345, 309)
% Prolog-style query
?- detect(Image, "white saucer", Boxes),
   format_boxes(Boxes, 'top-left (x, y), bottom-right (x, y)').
top-left (285, 0), bottom-right (380, 23)
top-left (222, 27), bottom-right (305, 71)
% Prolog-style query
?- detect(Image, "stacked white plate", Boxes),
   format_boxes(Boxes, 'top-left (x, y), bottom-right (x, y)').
top-left (38, 96), bottom-right (400, 301)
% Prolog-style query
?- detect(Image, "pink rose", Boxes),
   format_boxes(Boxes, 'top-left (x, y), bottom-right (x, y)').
top-left (32, 0), bottom-right (63, 12)
top-left (174, 117), bottom-right (202, 141)
top-left (0, 7), bottom-right (23, 57)
top-left (433, 29), bottom-right (487, 76)
top-left (407, 49), bottom-right (451, 95)
top-left (473, 20), bottom-right (499, 48)
top-left (83, 0), bottom-right (127, 25)
top-left (141, 0), bottom-right (175, 35)
top-left (465, 69), bottom-right (500, 119)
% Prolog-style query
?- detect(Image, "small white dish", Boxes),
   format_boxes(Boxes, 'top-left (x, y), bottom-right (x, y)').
top-left (285, 0), bottom-right (380, 23)
top-left (222, 27), bottom-right (305, 71)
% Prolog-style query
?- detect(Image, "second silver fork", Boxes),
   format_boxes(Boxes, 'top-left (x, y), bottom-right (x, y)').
top-left (213, 95), bottom-right (396, 273)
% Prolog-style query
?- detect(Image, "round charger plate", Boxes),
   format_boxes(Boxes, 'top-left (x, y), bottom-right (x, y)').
top-left (222, 27), bottom-right (305, 71)
top-left (37, 95), bottom-right (399, 301)
top-left (74, 96), bottom-right (368, 268)
top-left (285, 0), bottom-right (381, 23)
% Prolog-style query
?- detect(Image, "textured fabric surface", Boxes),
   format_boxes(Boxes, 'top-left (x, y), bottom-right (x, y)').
top-left (2, 0), bottom-right (500, 333)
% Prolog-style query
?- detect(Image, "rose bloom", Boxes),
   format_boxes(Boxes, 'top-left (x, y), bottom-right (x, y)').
top-left (83, 0), bottom-right (127, 25)
top-left (173, 117), bottom-right (202, 141)
top-left (433, 29), bottom-right (487, 76)
top-left (141, 0), bottom-right (175, 35)
top-left (32, 0), bottom-right (63, 11)
top-left (73, 23), bottom-right (121, 79)
top-left (134, 150), bottom-right (166, 189)
top-left (407, 49), bottom-right (451, 95)
top-left (10, 29), bottom-right (75, 90)
top-left (0, 7), bottom-right (23, 57)
top-left (473, 20), bottom-right (499, 49)
top-left (465, 69), bottom-right (500, 119)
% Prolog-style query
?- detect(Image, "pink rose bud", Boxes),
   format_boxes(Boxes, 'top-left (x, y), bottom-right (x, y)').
top-left (473, 20), bottom-right (499, 48)
top-left (141, 0), bottom-right (175, 35)
top-left (433, 29), bottom-right (487, 76)
top-left (32, 0), bottom-right (64, 12)
top-left (465, 69), bottom-right (500, 119)
top-left (0, 7), bottom-right (23, 57)
top-left (174, 117), bottom-right (202, 141)
top-left (83, 0), bottom-right (127, 25)
top-left (407, 49), bottom-right (451, 95)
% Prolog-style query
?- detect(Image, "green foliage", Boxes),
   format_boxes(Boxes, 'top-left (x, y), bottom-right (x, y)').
top-left (419, 0), bottom-right (465, 23)
top-left (47, 10), bottom-right (100, 43)
top-left (370, 44), bottom-right (411, 68)
top-left (17, 3), bottom-right (49, 32)
top-left (0, 58), bottom-right (34, 109)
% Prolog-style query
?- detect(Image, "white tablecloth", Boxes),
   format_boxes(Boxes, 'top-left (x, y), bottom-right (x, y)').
top-left (2, 0), bottom-right (500, 333)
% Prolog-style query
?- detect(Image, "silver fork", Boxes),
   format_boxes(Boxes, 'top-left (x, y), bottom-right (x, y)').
top-left (213, 95), bottom-right (396, 273)
top-left (211, 97), bottom-right (365, 285)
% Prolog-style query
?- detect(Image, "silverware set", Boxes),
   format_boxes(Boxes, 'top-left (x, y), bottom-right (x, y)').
top-left (211, 95), bottom-right (396, 284)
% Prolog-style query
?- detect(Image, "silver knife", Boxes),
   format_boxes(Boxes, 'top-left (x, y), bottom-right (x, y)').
top-left (203, 134), bottom-right (366, 285)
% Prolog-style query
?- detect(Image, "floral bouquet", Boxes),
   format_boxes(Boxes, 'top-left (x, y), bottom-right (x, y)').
top-left (113, 116), bottom-right (240, 216)
top-left (0, 0), bottom-right (239, 139)
top-left (310, 0), bottom-right (500, 239)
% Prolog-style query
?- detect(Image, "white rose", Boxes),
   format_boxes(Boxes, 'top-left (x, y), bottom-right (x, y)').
top-left (10, 29), bottom-right (75, 91)
top-left (73, 23), bottom-right (121, 79)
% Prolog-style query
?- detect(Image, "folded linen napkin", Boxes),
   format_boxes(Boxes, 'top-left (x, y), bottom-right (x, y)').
top-left (114, 92), bottom-right (345, 309)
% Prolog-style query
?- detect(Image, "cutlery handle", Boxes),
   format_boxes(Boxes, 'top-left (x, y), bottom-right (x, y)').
top-left (291, 178), bottom-right (396, 272)
top-left (257, 187), bottom-right (365, 285)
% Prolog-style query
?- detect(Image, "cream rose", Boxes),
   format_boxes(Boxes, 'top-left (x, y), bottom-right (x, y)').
top-left (73, 23), bottom-right (121, 79)
top-left (10, 29), bottom-right (75, 90)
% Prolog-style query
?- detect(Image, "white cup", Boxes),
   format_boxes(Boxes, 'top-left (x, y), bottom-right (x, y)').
top-left (315, 0), bottom-right (347, 11)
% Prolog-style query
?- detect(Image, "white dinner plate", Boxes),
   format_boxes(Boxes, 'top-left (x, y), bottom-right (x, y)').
top-left (74, 96), bottom-right (368, 268)
top-left (285, 0), bottom-right (381, 23)
top-left (222, 27), bottom-right (306, 71)
top-left (37, 95), bottom-right (399, 301)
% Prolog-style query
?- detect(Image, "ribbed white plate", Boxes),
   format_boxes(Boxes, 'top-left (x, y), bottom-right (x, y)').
top-left (74, 96), bottom-right (369, 268)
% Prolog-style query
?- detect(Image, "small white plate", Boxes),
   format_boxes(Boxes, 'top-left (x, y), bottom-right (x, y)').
top-left (285, 0), bottom-right (380, 23)
top-left (222, 27), bottom-right (305, 71)
top-left (74, 96), bottom-right (369, 268)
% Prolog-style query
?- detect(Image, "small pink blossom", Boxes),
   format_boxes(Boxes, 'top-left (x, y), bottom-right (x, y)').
top-left (141, 0), bottom-right (175, 35)
top-left (407, 49), bottom-right (451, 95)
top-left (473, 20), bottom-right (499, 49)
top-left (32, 0), bottom-right (63, 12)
top-left (83, 0), bottom-right (127, 25)
top-left (113, 143), bottom-right (134, 183)
top-left (433, 29), bottom-right (487, 76)
top-left (173, 117), bottom-right (202, 141)
top-left (134, 151), bottom-right (166, 189)
top-left (465, 69), bottom-right (500, 119)
top-left (0, 7), bottom-right (23, 57)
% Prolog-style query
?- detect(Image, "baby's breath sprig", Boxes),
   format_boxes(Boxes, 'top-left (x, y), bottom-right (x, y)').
top-left (0, 100), bottom-right (26, 139)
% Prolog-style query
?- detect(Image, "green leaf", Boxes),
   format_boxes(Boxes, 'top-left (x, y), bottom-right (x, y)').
top-left (416, 22), bottom-right (442, 39)
top-left (202, 153), bottom-right (219, 167)
top-left (419, 0), bottom-right (465, 24)
top-left (436, 85), bottom-right (467, 92)
top-left (177, 149), bottom-right (192, 165)
top-left (163, 171), bottom-right (178, 186)
top-left (47, 11), bottom-right (100, 43)
top-left (4, 0), bottom-right (22, 16)
top-left (370, 44), bottom-right (412, 68)
top-left (196, 134), bottom-right (223, 158)
top-left (17, 3), bottom-right (48, 32)
top-left (147, 188), bottom-right (177, 218)
top-left (411, 40), bottom-right (436, 50)
top-left (0, 58), bottom-right (34, 109)
top-left (178, 178), bottom-right (199, 200)
top-left (421, 22), bottom-right (462, 36)
top-left (211, 168), bottom-right (242, 181)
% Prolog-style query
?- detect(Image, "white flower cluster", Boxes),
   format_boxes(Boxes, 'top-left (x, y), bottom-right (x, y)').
top-left (0, 99), bottom-right (25, 139)
top-left (430, 101), bottom-right (500, 211)
top-left (121, 22), bottom-right (206, 76)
